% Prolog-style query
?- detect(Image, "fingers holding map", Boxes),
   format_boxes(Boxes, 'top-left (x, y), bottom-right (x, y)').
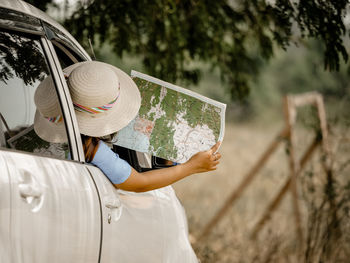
top-left (114, 70), bottom-right (226, 163)
top-left (210, 141), bottom-right (221, 155)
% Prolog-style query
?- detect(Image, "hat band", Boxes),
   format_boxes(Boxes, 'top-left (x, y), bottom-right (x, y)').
top-left (47, 115), bottom-right (63, 123)
top-left (73, 95), bottom-right (119, 114)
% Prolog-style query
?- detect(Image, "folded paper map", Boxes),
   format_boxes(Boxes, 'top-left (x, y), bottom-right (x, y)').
top-left (114, 70), bottom-right (226, 163)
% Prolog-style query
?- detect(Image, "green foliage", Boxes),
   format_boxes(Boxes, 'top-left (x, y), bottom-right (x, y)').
top-left (134, 78), bottom-right (161, 119)
top-left (31, 0), bottom-right (349, 101)
top-left (297, 0), bottom-right (348, 71)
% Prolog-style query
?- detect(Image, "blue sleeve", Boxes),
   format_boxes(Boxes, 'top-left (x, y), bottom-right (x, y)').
top-left (91, 141), bottom-right (131, 184)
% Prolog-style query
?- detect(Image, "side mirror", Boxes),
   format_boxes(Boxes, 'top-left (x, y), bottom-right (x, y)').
top-left (152, 156), bottom-right (176, 168)
top-left (113, 145), bottom-right (176, 172)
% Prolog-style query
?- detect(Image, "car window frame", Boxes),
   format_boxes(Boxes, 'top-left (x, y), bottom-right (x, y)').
top-left (43, 22), bottom-right (89, 62)
top-left (41, 37), bottom-right (86, 162)
top-left (0, 117), bottom-right (6, 147)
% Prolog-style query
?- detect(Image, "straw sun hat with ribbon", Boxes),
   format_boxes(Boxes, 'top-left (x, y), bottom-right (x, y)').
top-left (34, 61), bottom-right (141, 143)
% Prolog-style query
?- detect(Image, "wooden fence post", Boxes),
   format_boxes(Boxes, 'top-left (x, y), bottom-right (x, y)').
top-left (197, 92), bottom-right (330, 247)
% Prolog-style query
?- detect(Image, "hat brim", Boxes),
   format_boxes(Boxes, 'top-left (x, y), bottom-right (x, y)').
top-left (64, 62), bottom-right (141, 137)
top-left (34, 110), bottom-right (68, 143)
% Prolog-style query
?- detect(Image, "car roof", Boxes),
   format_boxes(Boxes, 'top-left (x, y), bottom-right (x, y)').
top-left (0, 0), bottom-right (90, 59)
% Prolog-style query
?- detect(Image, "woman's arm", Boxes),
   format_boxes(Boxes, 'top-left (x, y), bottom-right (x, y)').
top-left (115, 142), bottom-right (222, 192)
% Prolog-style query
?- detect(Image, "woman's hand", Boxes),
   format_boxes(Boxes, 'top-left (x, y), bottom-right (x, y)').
top-left (185, 141), bottom-right (222, 173)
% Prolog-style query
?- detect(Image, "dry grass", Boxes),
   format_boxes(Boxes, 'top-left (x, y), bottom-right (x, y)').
top-left (173, 120), bottom-right (350, 262)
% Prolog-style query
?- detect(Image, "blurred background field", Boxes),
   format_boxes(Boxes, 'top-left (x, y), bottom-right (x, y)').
top-left (173, 119), bottom-right (350, 262)
top-left (170, 44), bottom-right (350, 262)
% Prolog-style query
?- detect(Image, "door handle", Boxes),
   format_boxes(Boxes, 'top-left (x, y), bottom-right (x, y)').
top-left (18, 169), bottom-right (43, 198)
top-left (17, 169), bottom-right (44, 212)
top-left (104, 198), bottom-right (121, 209)
top-left (104, 197), bottom-right (122, 223)
top-left (18, 183), bottom-right (43, 198)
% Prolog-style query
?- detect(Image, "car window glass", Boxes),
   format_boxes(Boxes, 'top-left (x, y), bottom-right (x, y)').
top-left (52, 40), bottom-right (80, 68)
top-left (0, 31), bottom-right (70, 160)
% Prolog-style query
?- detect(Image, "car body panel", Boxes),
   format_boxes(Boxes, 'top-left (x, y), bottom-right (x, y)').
top-left (87, 165), bottom-right (198, 263)
top-left (1, 149), bottom-right (100, 263)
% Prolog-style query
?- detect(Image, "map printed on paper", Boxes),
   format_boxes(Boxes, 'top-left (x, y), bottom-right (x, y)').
top-left (114, 71), bottom-right (226, 163)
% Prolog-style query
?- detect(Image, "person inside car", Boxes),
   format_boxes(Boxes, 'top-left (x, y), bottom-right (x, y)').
top-left (34, 61), bottom-right (221, 192)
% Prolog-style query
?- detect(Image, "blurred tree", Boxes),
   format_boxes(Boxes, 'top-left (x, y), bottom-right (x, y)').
top-left (27, 0), bottom-right (349, 101)
top-left (250, 39), bottom-right (350, 123)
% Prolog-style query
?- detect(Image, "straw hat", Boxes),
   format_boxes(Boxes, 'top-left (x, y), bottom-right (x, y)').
top-left (34, 75), bottom-right (67, 143)
top-left (34, 61), bottom-right (141, 142)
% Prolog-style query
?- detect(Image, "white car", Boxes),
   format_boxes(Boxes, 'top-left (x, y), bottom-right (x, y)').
top-left (0, 0), bottom-right (198, 262)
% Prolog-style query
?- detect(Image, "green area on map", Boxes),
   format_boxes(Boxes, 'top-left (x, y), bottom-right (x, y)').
top-left (133, 77), bottom-right (221, 161)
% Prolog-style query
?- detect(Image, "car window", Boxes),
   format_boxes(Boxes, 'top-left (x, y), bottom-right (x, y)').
top-left (0, 30), bottom-right (71, 160)
top-left (52, 40), bottom-right (80, 68)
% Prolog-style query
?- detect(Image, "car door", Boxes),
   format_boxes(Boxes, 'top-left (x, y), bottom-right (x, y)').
top-left (2, 151), bottom-right (101, 263)
top-left (86, 165), bottom-right (166, 262)
top-left (0, 28), bottom-right (100, 262)
top-left (87, 163), bottom-right (198, 263)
